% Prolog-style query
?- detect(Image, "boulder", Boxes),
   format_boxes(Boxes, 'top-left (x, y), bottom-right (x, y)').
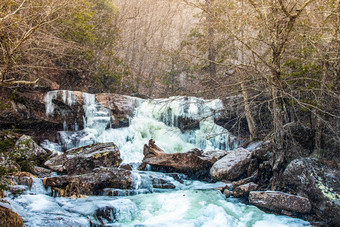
top-left (8, 172), bottom-right (37, 188)
top-left (281, 158), bottom-right (340, 225)
top-left (210, 148), bottom-right (252, 181)
top-left (0, 135), bottom-right (51, 174)
top-left (0, 204), bottom-right (24, 227)
top-left (249, 191), bottom-right (311, 214)
top-left (44, 143), bottom-right (122, 175)
top-left (0, 131), bottom-right (20, 173)
top-left (44, 167), bottom-right (132, 197)
top-left (232, 182), bottom-right (258, 198)
top-left (14, 135), bottom-right (51, 166)
top-left (15, 135), bottom-right (48, 157)
top-left (119, 163), bottom-right (133, 171)
top-left (142, 140), bottom-right (215, 179)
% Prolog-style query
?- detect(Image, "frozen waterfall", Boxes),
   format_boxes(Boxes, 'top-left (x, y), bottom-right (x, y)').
top-left (42, 92), bottom-right (239, 162)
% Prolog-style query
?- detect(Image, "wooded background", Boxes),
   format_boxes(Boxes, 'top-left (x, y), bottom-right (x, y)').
top-left (1, 0), bottom-right (339, 163)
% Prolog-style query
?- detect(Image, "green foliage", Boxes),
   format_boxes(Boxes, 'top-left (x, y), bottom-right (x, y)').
top-left (62, 2), bottom-right (95, 45)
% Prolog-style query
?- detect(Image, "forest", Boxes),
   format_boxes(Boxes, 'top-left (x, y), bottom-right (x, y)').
top-left (0, 0), bottom-right (340, 226)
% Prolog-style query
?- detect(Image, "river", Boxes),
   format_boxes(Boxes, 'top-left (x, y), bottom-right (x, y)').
top-left (4, 91), bottom-right (310, 226)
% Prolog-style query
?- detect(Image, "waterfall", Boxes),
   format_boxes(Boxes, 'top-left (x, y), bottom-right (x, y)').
top-left (30, 178), bottom-right (48, 195)
top-left (42, 92), bottom-right (239, 162)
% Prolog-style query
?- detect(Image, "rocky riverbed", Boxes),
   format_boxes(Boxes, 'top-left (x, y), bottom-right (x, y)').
top-left (1, 89), bottom-right (339, 226)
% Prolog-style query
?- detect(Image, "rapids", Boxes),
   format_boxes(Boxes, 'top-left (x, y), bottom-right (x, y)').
top-left (3, 91), bottom-right (311, 226)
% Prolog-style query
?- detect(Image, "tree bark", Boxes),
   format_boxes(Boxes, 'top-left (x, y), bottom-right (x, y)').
top-left (240, 79), bottom-right (257, 141)
top-left (206, 0), bottom-right (216, 79)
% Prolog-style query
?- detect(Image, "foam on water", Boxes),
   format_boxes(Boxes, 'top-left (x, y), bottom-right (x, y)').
top-left (116, 190), bottom-right (310, 227)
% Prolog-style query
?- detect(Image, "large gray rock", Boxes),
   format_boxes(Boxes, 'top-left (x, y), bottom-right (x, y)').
top-left (0, 134), bottom-right (50, 173)
top-left (44, 143), bottom-right (122, 175)
top-left (210, 148), bottom-right (252, 181)
top-left (249, 191), bottom-right (312, 214)
top-left (281, 158), bottom-right (340, 225)
top-left (142, 140), bottom-right (215, 179)
top-left (44, 167), bottom-right (132, 197)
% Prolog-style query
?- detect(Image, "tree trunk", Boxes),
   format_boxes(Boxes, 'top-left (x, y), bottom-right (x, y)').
top-left (315, 59), bottom-right (327, 151)
top-left (206, 0), bottom-right (216, 78)
top-left (240, 79), bottom-right (257, 140)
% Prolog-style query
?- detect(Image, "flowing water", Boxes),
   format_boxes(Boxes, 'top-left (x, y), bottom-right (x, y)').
top-left (4, 91), bottom-right (311, 226)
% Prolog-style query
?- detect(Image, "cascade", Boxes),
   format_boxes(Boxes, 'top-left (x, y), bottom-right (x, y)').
top-left (30, 178), bottom-right (48, 195)
top-left (3, 91), bottom-right (311, 226)
top-left (42, 92), bottom-right (239, 162)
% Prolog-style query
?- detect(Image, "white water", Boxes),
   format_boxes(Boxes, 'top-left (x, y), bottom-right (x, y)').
top-left (4, 179), bottom-right (310, 226)
top-left (4, 91), bottom-right (310, 226)
top-left (42, 93), bottom-right (239, 162)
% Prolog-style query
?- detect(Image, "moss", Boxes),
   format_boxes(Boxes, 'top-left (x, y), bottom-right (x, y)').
top-left (93, 151), bottom-right (111, 159)
top-left (312, 173), bottom-right (340, 202)
top-left (317, 180), bottom-right (340, 202)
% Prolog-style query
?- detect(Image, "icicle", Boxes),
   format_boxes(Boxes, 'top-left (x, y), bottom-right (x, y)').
top-left (63, 121), bottom-right (68, 131)
top-left (44, 91), bottom-right (58, 116)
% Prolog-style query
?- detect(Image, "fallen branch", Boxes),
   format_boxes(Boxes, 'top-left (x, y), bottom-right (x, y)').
top-left (0, 78), bottom-right (39, 86)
